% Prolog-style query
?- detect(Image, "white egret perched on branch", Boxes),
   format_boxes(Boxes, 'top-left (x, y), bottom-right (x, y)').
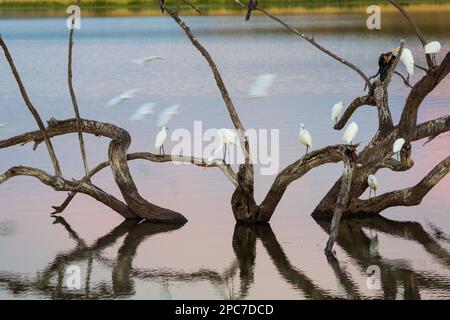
top-left (155, 126), bottom-right (168, 155)
top-left (130, 103), bottom-right (156, 121)
top-left (299, 123), bottom-right (312, 155)
top-left (395, 47), bottom-right (414, 83)
top-left (107, 89), bottom-right (139, 107)
top-left (424, 41), bottom-right (441, 65)
top-left (342, 121), bottom-right (358, 145)
top-left (218, 128), bottom-right (237, 163)
top-left (367, 174), bottom-right (378, 199)
top-left (331, 101), bottom-right (344, 124)
top-left (157, 104), bottom-right (180, 127)
top-left (393, 138), bottom-right (406, 161)
top-left (248, 73), bottom-right (275, 99)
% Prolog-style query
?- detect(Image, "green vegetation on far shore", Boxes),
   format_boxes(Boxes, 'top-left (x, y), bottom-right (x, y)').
top-left (2, 0), bottom-right (450, 11)
top-left (0, 0), bottom-right (450, 17)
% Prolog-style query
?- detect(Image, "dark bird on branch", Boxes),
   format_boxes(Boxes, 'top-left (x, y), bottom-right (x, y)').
top-left (365, 51), bottom-right (396, 91)
top-left (159, 0), bottom-right (165, 13)
top-left (245, 0), bottom-right (258, 21)
top-left (373, 52), bottom-right (396, 82)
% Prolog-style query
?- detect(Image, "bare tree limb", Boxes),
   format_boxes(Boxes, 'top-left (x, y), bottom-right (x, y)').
top-left (0, 36), bottom-right (62, 179)
top-left (52, 152), bottom-right (238, 214)
top-left (258, 145), bottom-right (357, 222)
top-left (324, 148), bottom-right (355, 255)
top-left (414, 115), bottom-right (450, 143)
top-left (399, 51), bottom-right (450, 140)
top-left (350, 155), bottom-right (450, 214)
top-left (68, 0), bottom-right (90, 180)
top-left (232, 0), bottom-right (371, 89)
top-left (163, 6), bottom-right (252, 170)
top-left (0, 166), bottom-right (137, 219)
top-left (0, 118), bottom-right (238, 215)
top-left (334, 95), bottom-right (375, 130)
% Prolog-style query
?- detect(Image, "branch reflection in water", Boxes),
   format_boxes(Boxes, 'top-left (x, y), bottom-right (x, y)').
top-left (1, 216), bottom-right (450, 299)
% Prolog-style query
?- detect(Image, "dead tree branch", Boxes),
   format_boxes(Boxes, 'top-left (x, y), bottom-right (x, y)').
top-left (163, 6), bottom-right (252, 169)
top-left (258, 145), bottom-right (357, 222)
top-left (0, 166), bottom-right (136, 219)
top-left (0, 36), bottom-right (62, 179)
top-left (324, 148), bottom-right (355, 255)
top-left (350, 155), bottom-right (450, 214)
top-left (232, 0), bottom-right (371, 89)
top-left (68, 0), bottom-right (90, 180)
top-left (334, 95), bottom-right (375, 130)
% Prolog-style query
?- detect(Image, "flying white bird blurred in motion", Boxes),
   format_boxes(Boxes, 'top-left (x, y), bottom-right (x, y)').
top-left (331, 101), bottom-right (344, 124)
top-left (343, 121), bottom-right (358, 144)
top-left (107, 89), bottom-right (139, 107)
top-left (299, 123), bottom-right (312, 155)
top-left (155, 126), bottom-right (168, 155)
top-left (248, 73), bottom-right (276, 99)
top-left (393, 138), bottom-right (406, 160)
top-left (424, 41), bottom-right (441, 65)
top-left (132, 56), bottom-right (164, 64)
top-left (157, 104), bottom-right (180, 127)
top-left (367, 174), bottom-right (378, 198)
top-left (130, 103), bottom-right (156, 121)
top-left (0, 123), bottom-right (7, 129)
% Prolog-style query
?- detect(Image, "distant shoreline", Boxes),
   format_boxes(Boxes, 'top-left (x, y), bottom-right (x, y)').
top-left (2, 2), bottom-right (450, 17)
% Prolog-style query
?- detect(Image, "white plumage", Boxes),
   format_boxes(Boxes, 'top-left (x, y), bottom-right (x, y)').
top-left (217, 128), bottom-right (237, 163)
top-left (157, 104), bottom-right (180, 127)
top-left (248, 74), bottom-right (276, 99)
top-left (299, 123), bottom-right (312, 154)
top-left (399, 48), bottom-right (415, 77)
top-left (393, 138), bottom-right (406, 161)
top-left (0, 123), bottom-right (6, 129)
top-left (393, 138), bottom-right (405, 155)
top-left (155, 126), bottom-right (168, 154)
top-left (424, 41), bottom-right (441, 54)
top-left (130, 103), bottom-right (156, 121)
top-left (107, 89), bottom-right (139, 107)
top-left (132, 56), bottom-right (164, 64)
top-left (342, 121), bottom-right (358, 144)
top-left (367, 174), bottom-right (378, 198)
top-left (331, 101), bottom-right (344, 124)
top-left (425, 41), bottom-right (442, 65)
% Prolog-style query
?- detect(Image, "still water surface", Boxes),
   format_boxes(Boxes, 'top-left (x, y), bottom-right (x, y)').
top-left (0, 10), bottom-right (450, 299)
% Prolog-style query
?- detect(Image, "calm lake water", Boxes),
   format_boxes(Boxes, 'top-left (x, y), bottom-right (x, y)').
top-left (0, 9), bottom-right (450, 299)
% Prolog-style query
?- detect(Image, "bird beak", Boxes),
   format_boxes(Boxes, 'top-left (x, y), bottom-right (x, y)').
top-left (393, 47), bottom-right (400, 53)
